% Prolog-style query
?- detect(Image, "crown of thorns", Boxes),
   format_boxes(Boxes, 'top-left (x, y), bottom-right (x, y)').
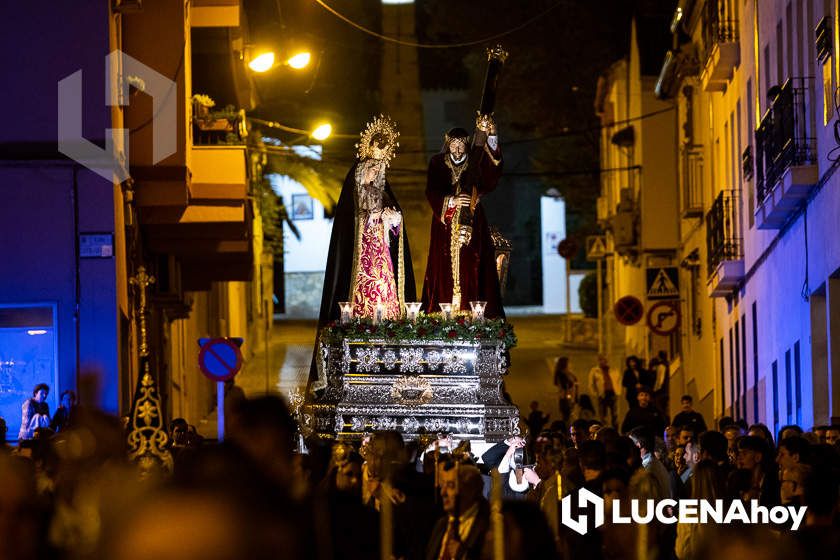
top-left (356, 114), bottom-right (400, 165)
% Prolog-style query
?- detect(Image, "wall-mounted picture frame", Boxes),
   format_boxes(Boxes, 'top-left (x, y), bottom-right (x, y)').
top-left (291, 194), bottom-right (314, 221)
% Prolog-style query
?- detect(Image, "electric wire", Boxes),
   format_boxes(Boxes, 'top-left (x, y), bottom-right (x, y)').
top-left (313, 0), bottom-right (563, 49)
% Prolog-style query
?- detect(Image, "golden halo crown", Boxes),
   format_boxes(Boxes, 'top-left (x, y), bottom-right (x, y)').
top-left (356, 114), bottom-right (400, 166)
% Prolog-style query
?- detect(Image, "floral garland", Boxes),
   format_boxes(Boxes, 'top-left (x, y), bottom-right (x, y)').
top-left (320, 314), bottom-right (517, 349)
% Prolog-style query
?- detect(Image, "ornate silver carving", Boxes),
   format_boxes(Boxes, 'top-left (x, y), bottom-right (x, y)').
top-left (402, 416), bottom-right (420, 433)
top-left (355, 346), bottom-right (380, 372)
top-left (399, 347), bottom-right (424, 373)
top-left (382, 349), bottom-right (398, 370)
top-left (350, 416), bottom-right (366, 431)
top-left (372, 416), bottom-right (397, 431)
top-left (391, 376), bottom-right (434, 405)
top-left (426, 350), bottom-right (443, 369)
top-left (441, 349), bottom-right (467, 374)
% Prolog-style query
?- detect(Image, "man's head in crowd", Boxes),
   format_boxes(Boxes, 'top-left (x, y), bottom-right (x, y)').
top-left (439, 462), bottom-right (483, 516)
top-left (813, 425), bottom-right (827, 444)
top-left (780, 463), bottom-right (809, 506)
top-left (698, 430), bottom-right (728, 465)
top-left (680, 394), bottom-right (694, 412)
top-left (577, 440), bottom-right (606, 481)
top-left (776, 436), bottom-right (808, 471)
top-left (602, 467), bottom-right (630, 509)
top-left (588, 420), bottom-right (604, 439)
top-left (628, 427), bottom-right (654, 459)
top-left (736, 435), bottom-right (769, 472)
top-left (570, 419), bottom-right (590, 448)
top-left (636, 387), bottom-right (652, 409)
top-left (826, 425), bottom-right (840, 446)
top-left (684, 439), bottom-right (701, 470)
top-left (678, 426), bottom-right (695, 446)
top-left (778, 424), bottom-right (803, 442)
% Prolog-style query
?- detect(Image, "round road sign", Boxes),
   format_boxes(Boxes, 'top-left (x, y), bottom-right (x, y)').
top-left (198, 338), bottom-right (243, 382)
top-left (647, 301), bottom-right (681, 336)
top-left (614, 296), bottom-right (644, 326)
top-left (557, 238), bottom-right (578, 259)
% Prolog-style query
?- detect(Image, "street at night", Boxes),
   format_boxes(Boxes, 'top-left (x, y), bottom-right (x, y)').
top-left (1, 1), bottom-right (839, 559)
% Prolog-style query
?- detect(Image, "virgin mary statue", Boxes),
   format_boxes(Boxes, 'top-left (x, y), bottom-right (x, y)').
top-left (309, 115), bottom-right (416, 389)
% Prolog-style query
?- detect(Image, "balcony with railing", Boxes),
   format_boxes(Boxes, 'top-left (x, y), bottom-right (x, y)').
top-left (700, 0), bottom-right (739, 92)
top-left (754, 77), bottom-right (818, 229)
top-left (706, 189), bottom-right (744, 297)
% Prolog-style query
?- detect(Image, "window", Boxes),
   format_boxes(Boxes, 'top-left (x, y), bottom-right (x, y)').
top-left (746, 80), bottom-right (755, 228)
top-left (752, 302), bottom-right (759, 423)
top-left (734, 320), bottom-right (741, 419)
top-left (794, 340), bottom-right (802, 426)
top-left (785, 349), bottom-right (793, 425)
top-left (741, 314), bottom-right (748, 419)
top-left (720, 338), bottom-right (726, 413)
top-left (772, 360), bottom-right (779, 435)
top-left (729, 328), bottom-right (736, 417)
top-left (0, 304), bottom-right (59, 442)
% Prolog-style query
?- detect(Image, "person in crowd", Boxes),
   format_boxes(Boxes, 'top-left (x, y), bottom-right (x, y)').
top-left (780, 463), bottom-right (809, 507)
top-left (628, 427), bottom-right (672, 499)
top-left (672, 395), bottom-right (707, 434)
top-left (479, 500), bottom-right (559, 560)
top-left (778, 424), bottom-right (803, 442)
top-left (826, 424), bottom-right (840, 445)
top-left (0, 416), bottom-right (7, 450)
top-left (748, 423), bottom-right (776, 450)
top-left (569, 419), bottom-right (590, 449)
top-left (553, 356), bottom-right (578, 426)
top-left (620, 386), bottom-right (666, 436)
top-left (588, 354), bottom-right (620, 427)
top-left (676, 425), bottom-right (696, 447)
top-left (722, 422), bottom-right (745, 465)
top-left (676, 460), bottom-right (722, 560)
top-left (776, 435), bottom-right (809, 475)
top-left (524, 400), bottom-right (549, 444)
top-left (651, 350), bottom-right (670, 414)
top-left (427, 461), bottom-right (489, 560)
top-left (735, 435), bottom-right (779, 506)
top-left (812, 425), bottom-right (828, 443)
top-left (621, 356), bottom-right (652, 409)
top-left (588, 419), bottom-right (604, 439)
top-left (50, 389), bottom-right (77, 433)
top-left (18, 383), bottom-right (51, 441)
top-left (480, 435), bottom-right (530, 496)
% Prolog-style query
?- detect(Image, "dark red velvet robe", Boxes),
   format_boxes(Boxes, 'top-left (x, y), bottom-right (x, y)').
top-left (421, 145), bottom-right (504, 318)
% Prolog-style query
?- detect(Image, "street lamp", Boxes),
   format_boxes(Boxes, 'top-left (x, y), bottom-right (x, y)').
top-left (311, 123), bottom-right (332, 141)
top-left (248, 51), bottom-right (276, 73)
top-left (286, 52), bottom-right (311, 70)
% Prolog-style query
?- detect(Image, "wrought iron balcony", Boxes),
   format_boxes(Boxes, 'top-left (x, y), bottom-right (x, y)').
top-left (742, 145), bottom-right (753, 181)
top-left (700, 0), bottom-right (739, 91)
top-left (754, 77), bottom-right (817, 228)
top-left (706, 189), bottom-right (744, 296)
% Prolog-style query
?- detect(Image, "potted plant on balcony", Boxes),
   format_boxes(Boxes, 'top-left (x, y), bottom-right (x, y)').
top-left (191, 93), bottom-right (215, 118)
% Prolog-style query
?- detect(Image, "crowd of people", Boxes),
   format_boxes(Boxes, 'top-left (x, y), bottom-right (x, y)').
top-left (2, 368), bottom-right (840, 560)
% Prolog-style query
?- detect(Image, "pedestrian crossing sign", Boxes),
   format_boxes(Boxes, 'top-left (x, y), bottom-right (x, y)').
top-left (646, 266), bottom-right (680, 300)
top-left (586, 235), bottom-right (608, 261)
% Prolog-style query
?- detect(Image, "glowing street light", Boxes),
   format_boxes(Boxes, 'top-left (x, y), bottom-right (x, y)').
top-left (286, 52), bottom-right (311, 70)
top-left (311, 123), bottom-right (332, 141)
top-left (248, 51), bottom-right (276, 73)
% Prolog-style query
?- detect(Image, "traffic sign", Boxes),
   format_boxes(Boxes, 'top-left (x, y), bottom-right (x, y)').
top-left (614, 296), bottom-right (644, 326)
top-left (647, 301), bottom-right (681, 336)
top-left (198, 337), bottom-right (244, 382)
top-left (586, 236), bottom-right (608, 261)
top-left (646, 267), bottom-right (680, 300)
top-left (557, 238), bottom-right (578, 259)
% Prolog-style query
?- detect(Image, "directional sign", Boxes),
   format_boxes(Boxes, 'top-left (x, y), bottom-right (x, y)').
top-left (198, 337), bottom-right (244, 382)
top-left (586, 235), bottom-right (608, 261)
top-left (647, 301), bottom-right (681, 336)
top-left (614, 296), bottom-right (644, 326)
top-left (646, 267), bottom-right (680, 300)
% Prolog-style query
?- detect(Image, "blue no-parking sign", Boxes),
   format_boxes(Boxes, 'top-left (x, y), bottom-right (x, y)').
top-left (198, 338), bottom-right (243, 382)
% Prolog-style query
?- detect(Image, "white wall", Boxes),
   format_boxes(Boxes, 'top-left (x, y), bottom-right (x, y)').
top-left (268, 174), bottom-right (333, 273)
top-left (540, 196), bottom-right (582, 313)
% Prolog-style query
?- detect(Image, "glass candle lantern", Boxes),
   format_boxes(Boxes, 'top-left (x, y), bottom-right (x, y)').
top-left (405, 302), bottom-right (422, 321)
top-left (470, 301), bottom-right (487, 322)
top-left (338, 302), bottom-right (353, 324)
top-left (439, 303), bottom-right (453, 321)
top-left (373, 302), bottom-right (386, 325)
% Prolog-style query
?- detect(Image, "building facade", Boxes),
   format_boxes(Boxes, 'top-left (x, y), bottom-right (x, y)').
top-left (0, 0), bottom-right (272, 439)
top-left (645, 0), bottom-right (840, 430)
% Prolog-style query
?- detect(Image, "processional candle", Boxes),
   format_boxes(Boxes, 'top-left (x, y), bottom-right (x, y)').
top-left (405, 302), bottom-right (422, 321)
top-left (469, 301), bottom-right (487, 322)
top-left (374, 303), bottom-right (386, 325)
top-left (439, 303), bottom-right (453, 321)
top-left (338, 302), bottom-right (353, 324)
